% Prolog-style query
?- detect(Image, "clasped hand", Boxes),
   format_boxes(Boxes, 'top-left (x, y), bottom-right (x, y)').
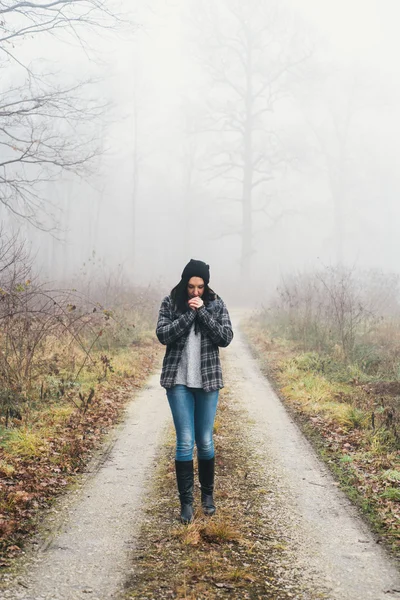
top-left (188, 297), bottom-right (204, 310)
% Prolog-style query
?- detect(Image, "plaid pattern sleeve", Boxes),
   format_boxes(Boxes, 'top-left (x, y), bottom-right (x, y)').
top-left (197, 298), bottom-right (233, 347)
top-left (156, 295), bottom-right (196, 346)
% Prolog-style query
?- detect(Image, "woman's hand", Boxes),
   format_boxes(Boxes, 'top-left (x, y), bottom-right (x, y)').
top-left (188, 297), bottom-right (204, 310)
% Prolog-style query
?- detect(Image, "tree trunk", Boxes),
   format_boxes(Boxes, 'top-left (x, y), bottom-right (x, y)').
top-left (240, 40), bottom-right (254, 287)
top-left (183, 151), bottom-right (194, 260)
top-left (333, 188), bottom-right (344, 265)
top-left (132, 92), bottom-right (139, 283)
top-left (241, 152), bottom-right (253, 286)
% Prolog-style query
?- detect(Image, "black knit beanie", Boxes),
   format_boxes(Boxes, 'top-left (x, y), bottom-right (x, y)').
top-left (181, 259), bottom-right (210, 285)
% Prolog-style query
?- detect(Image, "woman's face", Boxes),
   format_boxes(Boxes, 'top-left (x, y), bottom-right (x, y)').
top-left (187, 276), bottom-right (205, 298)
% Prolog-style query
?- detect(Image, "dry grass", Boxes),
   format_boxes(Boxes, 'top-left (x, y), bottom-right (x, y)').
top-left (172, 514), bottom-right (242, 547)
top-left (173, 522), bottom-right (202, 546)
top-left (4, 429), bottom-right (50, 460)
top-left (200, 517), bottom-right (242, 544)
top-left (0, 461), bottom-right (15, 477)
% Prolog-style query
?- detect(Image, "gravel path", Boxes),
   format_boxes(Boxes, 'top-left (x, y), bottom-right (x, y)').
top-left (226, 314), bottom-right (400, 600)
top-left (1, 369), bottom-right (170, 600)
top-left (1, 314), bottom-right (400, 599)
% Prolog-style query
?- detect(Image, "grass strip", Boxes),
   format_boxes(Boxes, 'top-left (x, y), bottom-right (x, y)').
top-left (123, 386), bottom-right (328, 600)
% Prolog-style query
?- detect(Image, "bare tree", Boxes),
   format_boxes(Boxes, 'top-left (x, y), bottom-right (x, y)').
top-left (295, 66), bottom-right (392, 265)
top-left (188, 0), bottom-right (310, 284)
top-left (128, 47), bottom-right (155, 281)
top-left (131, 77), bottom-right (141, 280)
top-left (178, 102), bottom-right (205, 259)
top-left (0, 0), bottom-right (125, 229)
top-left (0, 1), bottom-right (119, 52)
top-left (297, 74), bottom-right (358, 265)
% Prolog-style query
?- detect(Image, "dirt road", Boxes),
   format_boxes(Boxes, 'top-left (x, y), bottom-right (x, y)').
top-left (1, 314), bottom-right (399, 599)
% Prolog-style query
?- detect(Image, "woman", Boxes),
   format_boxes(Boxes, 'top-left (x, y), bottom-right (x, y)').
top-left (156, 259), bottom-right (233, 524)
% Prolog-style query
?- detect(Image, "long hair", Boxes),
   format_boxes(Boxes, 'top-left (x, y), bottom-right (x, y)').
top-left (170, 279), bottom-right (216, 314)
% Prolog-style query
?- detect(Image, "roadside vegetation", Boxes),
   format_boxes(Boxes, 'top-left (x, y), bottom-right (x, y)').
top-left (242, 266), bottom-right (400, 557)
top-left (0, 233), bottom-right (161, 564)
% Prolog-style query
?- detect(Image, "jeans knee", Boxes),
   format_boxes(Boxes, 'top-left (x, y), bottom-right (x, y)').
top-left (196, 438), bottom-right (214, 460)
top-left (176, 435), bottom-right (194, 461)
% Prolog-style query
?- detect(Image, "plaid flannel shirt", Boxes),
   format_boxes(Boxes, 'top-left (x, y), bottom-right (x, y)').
top-left (156, 294), bottom-right (233, 392)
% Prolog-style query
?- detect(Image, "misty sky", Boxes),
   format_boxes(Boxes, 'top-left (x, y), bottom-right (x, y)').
top-left (294, 0), bottom-right (399, 60)
top-left (4, 0), bottom-right (400, 302)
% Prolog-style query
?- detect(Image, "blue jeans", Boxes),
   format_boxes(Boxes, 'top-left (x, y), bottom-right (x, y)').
top-left (166, 385), bottom-right (219, 462)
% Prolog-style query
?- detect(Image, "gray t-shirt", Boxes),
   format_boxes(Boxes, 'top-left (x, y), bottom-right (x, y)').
top-left (175, 321), bottom-right (202, 388)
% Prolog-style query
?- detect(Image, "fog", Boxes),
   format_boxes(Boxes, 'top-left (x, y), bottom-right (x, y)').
top-left (2, 0), bottom-right (400, 304)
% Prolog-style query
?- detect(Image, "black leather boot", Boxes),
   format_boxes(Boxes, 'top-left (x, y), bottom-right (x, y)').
top-left (175, 459), bottom-right (194, 524)
top-left (198, 457), bottom-right (216, 516)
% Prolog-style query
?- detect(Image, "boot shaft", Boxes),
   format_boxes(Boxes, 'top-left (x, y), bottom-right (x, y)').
top-left (175, 459), bottom-right (194, 504)
top-left (198, 457), bottom-right (215, 496)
